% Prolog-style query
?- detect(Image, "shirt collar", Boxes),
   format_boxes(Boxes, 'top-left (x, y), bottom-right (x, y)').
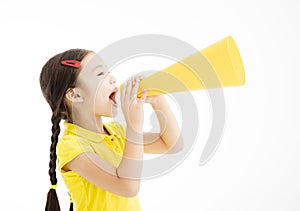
top-left (63, 121), bottom-right (120, 143)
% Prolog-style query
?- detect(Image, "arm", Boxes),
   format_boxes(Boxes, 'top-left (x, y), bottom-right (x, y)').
top-left (63, 126), bottom-right (143, 198)
top-left (143, 95), bottom-right (184, 154)
top-left (63, 76), bottom-right (147, 198)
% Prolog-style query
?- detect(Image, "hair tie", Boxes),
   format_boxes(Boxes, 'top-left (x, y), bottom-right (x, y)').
top-left (61, 60), bottom-right (81, 68)
top-left (49, 184), bottom-right (57, 190)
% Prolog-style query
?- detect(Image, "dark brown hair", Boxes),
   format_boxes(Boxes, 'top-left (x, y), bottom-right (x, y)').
top-left (39, 49), bottom-right (92, 211)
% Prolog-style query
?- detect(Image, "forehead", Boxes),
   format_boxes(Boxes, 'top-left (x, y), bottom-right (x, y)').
top-left (81, 53), bottom-right (105, 73)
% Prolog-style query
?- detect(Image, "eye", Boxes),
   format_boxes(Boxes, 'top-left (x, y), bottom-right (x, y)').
top-left (97, 72), bottom-right (104, 76)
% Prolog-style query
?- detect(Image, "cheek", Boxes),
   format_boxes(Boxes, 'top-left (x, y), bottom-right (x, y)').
top-left (92, 79), bottom-right (109, 110)
top-left (90, 81), bottom-right (104, 101)
top-left (94, 87), bottom-right (108, 107)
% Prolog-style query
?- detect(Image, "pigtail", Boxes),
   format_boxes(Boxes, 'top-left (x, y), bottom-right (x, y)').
top-left (45, 112), bottom-right (61, 211)
top-left (70, 202), bottom-right (73, 211)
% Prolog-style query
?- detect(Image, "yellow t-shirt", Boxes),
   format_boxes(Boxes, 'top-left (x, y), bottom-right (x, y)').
top-left (56, 121), bottom-right (142, 211)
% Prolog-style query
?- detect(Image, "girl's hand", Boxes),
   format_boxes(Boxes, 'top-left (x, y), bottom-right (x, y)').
top-left (144, 94), bottom-right (165, 105)
top-left (121, 76), bottom-right (147, 132)
top-left (135, 75), bottom-right (165, 105)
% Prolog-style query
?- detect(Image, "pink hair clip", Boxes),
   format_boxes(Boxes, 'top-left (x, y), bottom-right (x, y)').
top-left (61, 60), bottom-right (81, 68)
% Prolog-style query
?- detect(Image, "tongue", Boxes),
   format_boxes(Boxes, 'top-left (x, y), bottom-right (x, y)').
top-left (109, 93), bottom-right (117, 106)
top-left (110, 98), bottom-right (117, 105)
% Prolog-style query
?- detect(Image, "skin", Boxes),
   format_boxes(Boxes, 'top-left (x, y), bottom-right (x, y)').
top-left (64, 53), bottom-right (184, 197)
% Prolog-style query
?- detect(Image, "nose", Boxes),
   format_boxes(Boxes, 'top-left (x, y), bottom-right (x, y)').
top-left (109, 73), bottom-right (116, 84)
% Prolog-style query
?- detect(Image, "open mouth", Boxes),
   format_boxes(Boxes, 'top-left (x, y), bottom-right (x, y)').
top-left (109, 89), bottom-right (118, 106)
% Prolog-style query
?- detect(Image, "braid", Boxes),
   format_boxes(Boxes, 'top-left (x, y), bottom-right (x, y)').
top-left (45, 112), bottom-right (61, 211)
top-left (49, 112), bottom-right (61, 185)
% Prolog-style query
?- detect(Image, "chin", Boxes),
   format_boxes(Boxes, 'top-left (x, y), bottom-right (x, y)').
top-left (103, 109), bottom-right (118, 118)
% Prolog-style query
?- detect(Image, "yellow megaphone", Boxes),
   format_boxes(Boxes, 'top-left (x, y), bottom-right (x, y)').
top-left (120, 36), bottom-right (245, 97)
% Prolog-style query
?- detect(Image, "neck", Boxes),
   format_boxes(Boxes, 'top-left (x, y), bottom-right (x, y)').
top-left (69, 111), bottom-right (108, 135)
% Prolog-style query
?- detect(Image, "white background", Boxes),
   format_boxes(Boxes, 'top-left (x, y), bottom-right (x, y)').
top-left (0, 0), bottom-right (299, 210)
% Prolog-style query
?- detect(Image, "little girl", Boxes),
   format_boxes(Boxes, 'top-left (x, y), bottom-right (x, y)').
top-left (39, 49), bottom-right (183, 211)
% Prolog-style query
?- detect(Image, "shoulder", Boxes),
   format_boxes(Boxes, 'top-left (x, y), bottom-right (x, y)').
top-left (56, 136), bottom-right (87, 173)
top-left (56, 135), bottom-right (92, 157)
top-left (57, 136), bottom-right (80, 155)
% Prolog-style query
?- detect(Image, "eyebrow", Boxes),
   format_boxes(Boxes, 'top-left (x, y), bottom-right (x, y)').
top-left (91, 65), bottom-right (104, 72)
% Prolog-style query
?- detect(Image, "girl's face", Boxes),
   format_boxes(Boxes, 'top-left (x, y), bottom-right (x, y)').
top-left (75, 53), bottom-right (118, 118)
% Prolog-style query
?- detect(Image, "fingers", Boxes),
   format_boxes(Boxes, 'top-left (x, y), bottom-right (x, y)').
top-left (126, 79), bottom-right (132, 102)
top-left (123, 80), bottom-right (131, 104)
top-left (121, 76), bottom-right (138, 105)
top-left (121, 80), bottom-right (126, 106)
top-left (131, 77), bottom-right (140, 99)
top-left (133, 74), bottom-right (146, 97)
top-left (141, 89), bottom-right (147, 102)
top-left (128, 75), bottom-right (141, 100)
top-left (121, 75), bottom-right (145, 107)
top-left (138, 75), bottom-right (145, 81)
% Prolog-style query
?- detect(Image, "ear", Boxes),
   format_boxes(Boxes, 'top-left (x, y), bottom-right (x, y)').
top-left (65, 88), bottom-right (84, 103)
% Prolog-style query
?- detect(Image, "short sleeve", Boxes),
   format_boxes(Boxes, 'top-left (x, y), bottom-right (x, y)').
top-left (56, 136), bottom-right (92, 173)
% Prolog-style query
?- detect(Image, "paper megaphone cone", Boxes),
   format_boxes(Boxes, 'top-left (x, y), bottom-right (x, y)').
top-left (120, 36), bottom-right (245, 97)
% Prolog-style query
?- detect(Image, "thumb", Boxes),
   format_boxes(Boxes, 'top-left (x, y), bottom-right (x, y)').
top-left (140, 89), bottom-right (147, 103)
